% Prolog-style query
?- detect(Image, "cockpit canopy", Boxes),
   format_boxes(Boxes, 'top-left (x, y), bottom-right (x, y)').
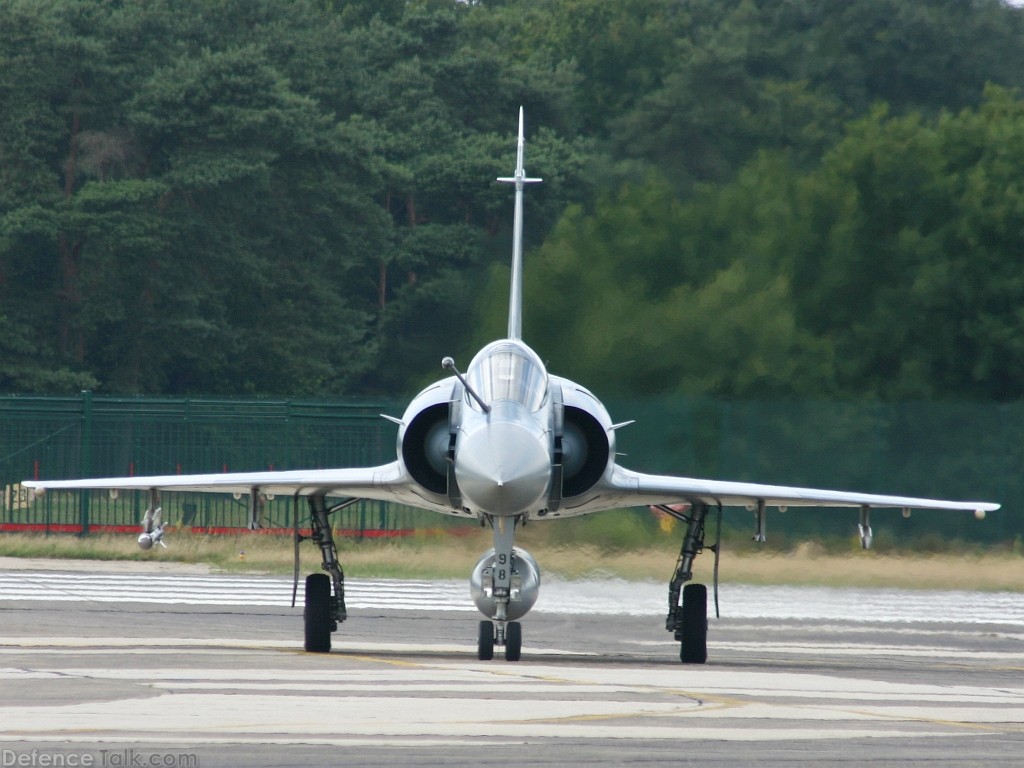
top-left (465, 340), bottom-right (548, 412)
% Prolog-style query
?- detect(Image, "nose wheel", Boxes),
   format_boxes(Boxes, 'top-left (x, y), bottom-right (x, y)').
top-left (478, 620), bottom-right (522, 662)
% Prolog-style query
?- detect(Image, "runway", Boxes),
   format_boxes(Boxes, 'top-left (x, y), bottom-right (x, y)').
top-left (2, 564), bottom-right (1021, 622)
top-left (0, 563), bottom-right (1022, 766)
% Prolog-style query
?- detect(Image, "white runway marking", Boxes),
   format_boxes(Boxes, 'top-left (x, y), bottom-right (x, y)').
top-left (0, 571), bottom-right (1022, 625)
top-left (0, 640), bottom-right (1021, 746)
top-left (1, 568), bottom-right (1022, 754)
top-left (0, 571), bottom-right (474, 610)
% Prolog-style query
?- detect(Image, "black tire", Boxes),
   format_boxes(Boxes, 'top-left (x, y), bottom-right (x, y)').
top-left (505, 621), bottom-right (522, 662)
top-left (478, 620), bottom-right (495, 661)
top-left (679, 583), bottom-right (708, 664)
top-left (304, 573), bottom-right (332, 653)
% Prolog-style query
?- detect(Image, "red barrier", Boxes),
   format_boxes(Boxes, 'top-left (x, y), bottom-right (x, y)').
top-left (0, 523), bottom-right (421, 537)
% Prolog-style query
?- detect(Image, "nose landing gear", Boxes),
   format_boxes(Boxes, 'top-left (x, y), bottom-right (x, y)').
top-left (474, 513), bottom-right (530, 662)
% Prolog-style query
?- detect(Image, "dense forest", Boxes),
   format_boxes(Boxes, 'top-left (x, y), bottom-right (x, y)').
top-left (2, 0), bottom-right (1024, 403)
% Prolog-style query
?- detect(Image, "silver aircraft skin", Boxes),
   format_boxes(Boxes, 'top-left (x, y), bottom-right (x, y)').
top-left (22, 109), bottom-right (1000, 663)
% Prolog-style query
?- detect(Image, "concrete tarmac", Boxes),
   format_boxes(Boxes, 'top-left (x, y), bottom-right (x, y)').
top-left (0, 567), bottom-right (1022, 767)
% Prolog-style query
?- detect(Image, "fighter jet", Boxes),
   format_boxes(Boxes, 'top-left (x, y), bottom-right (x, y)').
top-left (22, 109), bottom-right (999, 664)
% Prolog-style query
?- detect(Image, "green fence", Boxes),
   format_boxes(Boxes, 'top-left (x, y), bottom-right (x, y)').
top-left (0, 392), bottom-right (420, 535)
top-left (606, 395), bottom-right (1019, 546)
top-left (0, 392), bottom-right (1018, 545)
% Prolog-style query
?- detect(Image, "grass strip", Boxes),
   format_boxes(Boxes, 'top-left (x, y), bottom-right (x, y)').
top-left (0, 531), bottom-right (1020, 591)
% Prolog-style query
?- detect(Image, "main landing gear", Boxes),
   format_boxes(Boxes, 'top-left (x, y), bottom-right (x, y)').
top-left (301, 494), bottom-right (358, 653)
top-left (658, 502), bottom-right (720, 664)
top-left (298, 494), bottom-right (717, 664)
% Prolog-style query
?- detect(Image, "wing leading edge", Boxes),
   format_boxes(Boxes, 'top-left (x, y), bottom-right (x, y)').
top-left (21, 462), bottom-right (454, 515)
top-left (22, 463), bottom-right (999, 514)
top-left (565, 464), bottom-right (999, 516)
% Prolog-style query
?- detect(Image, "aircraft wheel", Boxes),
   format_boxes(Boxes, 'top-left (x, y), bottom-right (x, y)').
top-left (505, 621), bottom-right (522, 662)
top-left (478, 620), bottom-right (495, 661)
top-left (304, 573), bottom-right (332, 653)
top-left (679, 583), bottom-right (708, 664)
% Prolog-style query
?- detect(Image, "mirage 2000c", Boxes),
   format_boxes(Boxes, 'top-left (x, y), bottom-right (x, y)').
top-left (23, 110), bottom-right (1000, 664)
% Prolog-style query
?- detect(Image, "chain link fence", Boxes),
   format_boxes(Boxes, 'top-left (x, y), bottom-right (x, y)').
top-left (0, 393), bottom-right (417, 535)
top-left (0, 392), bottom-right (1016, 545)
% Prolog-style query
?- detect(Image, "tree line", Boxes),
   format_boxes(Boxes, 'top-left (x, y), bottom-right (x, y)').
top-left (2, 0), bottom-right (1023, 403)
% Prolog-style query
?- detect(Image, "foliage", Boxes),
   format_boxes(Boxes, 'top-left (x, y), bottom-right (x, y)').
top-left (0, 0), bottom-right (1023, 405)
top-left (788, 87), bottom-right (1024, 400)
top-left (490, 85), bottom-right (1024, 404)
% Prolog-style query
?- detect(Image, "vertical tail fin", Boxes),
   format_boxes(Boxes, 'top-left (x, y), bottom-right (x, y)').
top-left (497, 107), bottom-right (542, 341)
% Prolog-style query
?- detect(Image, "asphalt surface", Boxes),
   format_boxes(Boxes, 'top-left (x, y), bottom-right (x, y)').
top-left (0, 565), bottom-right (1021, 767)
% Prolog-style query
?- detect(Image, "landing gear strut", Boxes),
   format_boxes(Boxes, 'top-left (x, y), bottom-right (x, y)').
top-left (660, 502), bottom-right (718, 664)
top-left (303, 494), bottom-right (357, 653)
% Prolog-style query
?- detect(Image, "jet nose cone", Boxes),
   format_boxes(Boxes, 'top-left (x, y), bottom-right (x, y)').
top-left (455, 421), bottom-right (550, 515)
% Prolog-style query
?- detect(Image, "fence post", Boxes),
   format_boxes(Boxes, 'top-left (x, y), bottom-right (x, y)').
top-left (79, 390), bottom-right (93, 536)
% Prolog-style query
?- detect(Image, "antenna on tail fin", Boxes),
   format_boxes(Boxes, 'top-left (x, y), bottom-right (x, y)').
top-left (497, 107), bottom-right (542, 341)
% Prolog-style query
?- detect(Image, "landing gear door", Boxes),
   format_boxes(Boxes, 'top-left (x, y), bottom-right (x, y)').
top-left (547, 382), bottom-right (563, 513)
top-left (447, 384), bottom-right (463, 510)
